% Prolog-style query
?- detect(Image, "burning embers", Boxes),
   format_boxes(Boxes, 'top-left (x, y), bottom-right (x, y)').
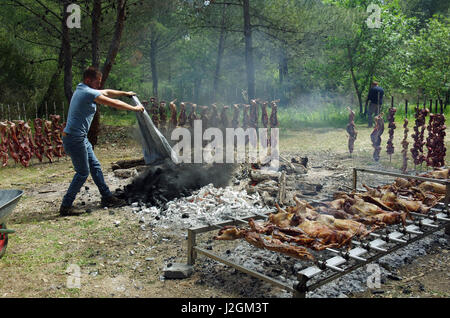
top-left (214, 168), bottom-right (448, 261)
top-left (116, 159), bottom-right (235, 208)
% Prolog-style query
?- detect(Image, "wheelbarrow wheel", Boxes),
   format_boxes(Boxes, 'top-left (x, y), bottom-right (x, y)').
top-left (0, 223), bottom-right (8, 259)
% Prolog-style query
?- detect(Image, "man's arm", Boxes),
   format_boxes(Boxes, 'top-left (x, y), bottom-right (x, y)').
top-left (94, 94), bottom-right (144, 112)
top-left (98, 89), bottom-right (135, 98)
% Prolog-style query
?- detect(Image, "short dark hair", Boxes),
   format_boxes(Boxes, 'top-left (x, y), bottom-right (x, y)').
top-left (83, 66), bottom-right (102, 81)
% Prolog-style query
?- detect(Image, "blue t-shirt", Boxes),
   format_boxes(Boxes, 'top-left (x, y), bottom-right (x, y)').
top-left (64, 83), bottom-right (102, 136)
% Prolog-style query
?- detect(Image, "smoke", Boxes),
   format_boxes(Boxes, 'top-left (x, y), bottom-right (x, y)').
top-left (118, 159), bottom-right (236, 208)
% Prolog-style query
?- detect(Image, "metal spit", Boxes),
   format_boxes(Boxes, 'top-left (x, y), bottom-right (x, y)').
top-left (186, 168), bottom-right (450, 298)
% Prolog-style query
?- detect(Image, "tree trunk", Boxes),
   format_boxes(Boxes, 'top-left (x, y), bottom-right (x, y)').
top-left (88, 0), bottom-right (127, 147)
top-left (150, 37), bottom-right (158, 97)
top-left (38, 47), bottom-right (64, 118)
top-left (91, 0), bottom-right (102, 68)
top-left (347, 45), bottom-right (363, 116)
top-left (243, 0), bottom-right (255, 102)
top-left (62, 0), bottom-right (73, 104)
top-left (212, 3), bottom-right (227, 103)
top-left (279, 46), bottom-right (288, 105)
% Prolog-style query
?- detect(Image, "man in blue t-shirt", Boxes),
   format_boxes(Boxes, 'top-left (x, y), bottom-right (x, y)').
top-left (366, 81), bottom-right (384, 128)
top-left (60, 67), bottom-right (144, 216)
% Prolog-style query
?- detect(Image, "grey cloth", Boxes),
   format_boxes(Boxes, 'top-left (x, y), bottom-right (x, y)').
top-left (132, 96), bottom-right (179, 165)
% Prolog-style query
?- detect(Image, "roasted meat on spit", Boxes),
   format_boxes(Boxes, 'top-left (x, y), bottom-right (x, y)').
top-left (231, 104), bottom-right (240, 128)
top-left (346, 107), bottom-right (357, 155)
top-left (260, 101), bottom-right (269, 128)
top-left (401, 118), bottom-right (409, 173)
top-left (168, 100), bottom-right (178, 131)
top-left (370, 114), bottom-right (384, 161)
top-left (220, 105), bottom-right (229, 129)
top-left (188, 103), bottom-right (198, 128)
top-left (410, 107), bottom-right (429, 166)
top-left (426, 113), bottom-right (446, 168)
top-left (386, 106), bottom-right (396, 160)
top-left (178, 102), bottom-right (187, 127)
top-left (270, 100), bottom-right (279, 128)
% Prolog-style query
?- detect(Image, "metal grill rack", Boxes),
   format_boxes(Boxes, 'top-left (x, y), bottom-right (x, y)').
top-left (186, 168), bottom-right (450, 298)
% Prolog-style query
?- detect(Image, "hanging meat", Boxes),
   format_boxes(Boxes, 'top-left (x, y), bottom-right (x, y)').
top-left (386, 106), bottom-right (396, 160)
top-left (401, 118), bottom-right (409, 173)
top-left (346, 107), bottom-right (357, 155)
top-left (188, 103), bottom-right (198, 128)
top-left (426, 113), bottom-right (446, 167)
top-left (209, 104), bottom-right (220, 128)
top-left (159, 101), bottom-right (168, 134)
top-left (370, 114), bottom-right (385, 162)
top-left (220, 105), bottom-right (229, 129)
top-left (231, 104), bottom-right (241, 128)
top-left (249, 99), bottom-right (259, 128)
top-left (168, 99), bottom-right (178, 132)
top-left (33, 118), bottom-right (45, 162)
top-left (270, 100), bottom-right (279, 128)
top-left (14, 120), bottom-right (32, 167)
top-left (260, 101), bottom-right (269, 128)
top-left (410, 107), bottom-right (429, 166)
top-left (0, 122), bottom-right (9, 167)
top-left (242, 104), bottom-right (250, 128)
top-left (199, 106), bottom-right (209, 129)
top-left (7, 121), bottom-right (20, 164)
top-left (150, 98), bottom-right (160, 128)
top-left (43, 120), bottom-right (54, 163)
top-left (50, 115), bottom-right (64, 158)
top-left (178, 102), bottom-right (187, 127)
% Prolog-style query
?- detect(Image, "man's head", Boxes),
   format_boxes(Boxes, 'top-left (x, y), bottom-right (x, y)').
top-left (371, 81), bottom-right (379, 88)
top-left (83, 67), bottom-right (103, 89)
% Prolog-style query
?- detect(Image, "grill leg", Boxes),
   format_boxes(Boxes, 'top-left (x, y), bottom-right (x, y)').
top-left (187, 229), bottom-right (197, 265)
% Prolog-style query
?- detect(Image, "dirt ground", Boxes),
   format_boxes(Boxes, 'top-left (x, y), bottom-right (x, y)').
top-left (0, 124), bottom-right (448, 298)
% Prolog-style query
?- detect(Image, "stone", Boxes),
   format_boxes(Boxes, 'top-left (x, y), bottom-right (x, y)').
top-left (163, 263), bottom-right (194, 279)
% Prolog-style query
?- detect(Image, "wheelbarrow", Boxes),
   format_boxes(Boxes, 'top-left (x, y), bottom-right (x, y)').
top-left (0, 190), bottom-right (23, 258)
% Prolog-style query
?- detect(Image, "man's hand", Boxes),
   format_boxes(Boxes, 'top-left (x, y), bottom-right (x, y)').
top-left (124, 91), bottom-right (136, 97)
top-left (134, 105), bottom-right (145, 113)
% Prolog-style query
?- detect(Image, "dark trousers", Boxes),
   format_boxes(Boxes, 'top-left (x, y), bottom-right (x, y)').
top-left (62, 135), bottom-right (112, 207)
top-left (367, 102), bottom-right (380, 127)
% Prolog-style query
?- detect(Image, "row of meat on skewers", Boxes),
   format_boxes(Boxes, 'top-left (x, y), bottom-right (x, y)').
top-left (214, 168), bottom-right (448, 261)
top-left (142, 98), bottom-right (280, 135)
top-left (346, 107), bottom-right (446, 170)
top-left (0, 115), bottom-right (65, 167)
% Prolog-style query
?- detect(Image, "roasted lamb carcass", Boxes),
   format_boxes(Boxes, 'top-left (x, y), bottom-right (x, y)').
top-left (214, 223), bottom-right (314, 260)
top-left (220, 105), bottom-right (230, 129)
top-left (33, 118), bottom-right (45, 162)
top-left (0, 122), bottom-right (9, 166)
top-left (231, 104), bottom-right (241, 128)
top-left (178, 102), bottom-right (187, 127)
top-left (168, 99), bottom-right (178, 132)
top-left (269, 100), bottom-right (279, 128)
top-left (260, 101), bottom-right (269, 128)
top-left (242, 104), bottom-right (250, 128)
top-left (209, 104), bottom-right (220, 128)
top-left (188, 103), bottom-right (198, 128)
top-left (7, 121), bottom-right (20, 164)
top-left (249, 99), bottom-right (259, 128)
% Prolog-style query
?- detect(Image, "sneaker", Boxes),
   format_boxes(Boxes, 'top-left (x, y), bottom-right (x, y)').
top-left (59, 205), bottom-right (74, 216)
top-left (101, 195), bottom-right (126, 208)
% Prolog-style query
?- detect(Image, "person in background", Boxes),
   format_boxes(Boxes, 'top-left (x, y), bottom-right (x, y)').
top-left (366, 81), bottom-right (384, 128)
top-left (59, 66), bottom-right (144, 216)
